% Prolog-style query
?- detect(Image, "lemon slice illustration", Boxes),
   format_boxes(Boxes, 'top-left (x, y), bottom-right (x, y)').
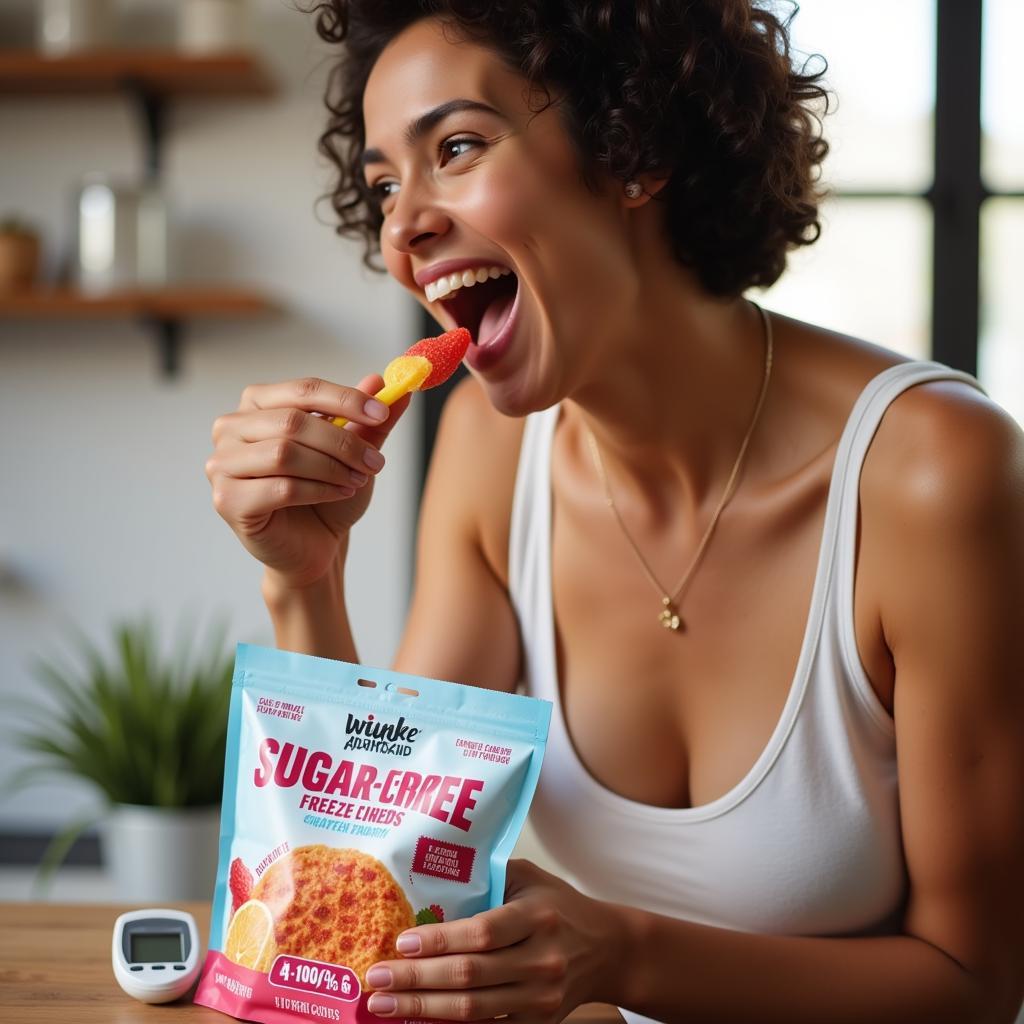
top-left (224, 898), bottom-right (276, 972)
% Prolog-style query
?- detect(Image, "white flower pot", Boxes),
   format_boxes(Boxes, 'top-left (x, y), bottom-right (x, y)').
top-left (101, 804), bottom-right (220, 903)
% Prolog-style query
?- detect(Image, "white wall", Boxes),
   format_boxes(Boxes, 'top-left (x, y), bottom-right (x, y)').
top-left (0, 0), bottom-right (420, 832)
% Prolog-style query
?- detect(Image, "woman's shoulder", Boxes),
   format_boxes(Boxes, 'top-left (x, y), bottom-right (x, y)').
top-left (774, 310), bottom-right (1000, 457)
top-left (864, 358), bottom-right (1019, 526)
top-left (780, 311), bottom-right (1016, 525)
top-left (781, 310), bottom-right (991, 411)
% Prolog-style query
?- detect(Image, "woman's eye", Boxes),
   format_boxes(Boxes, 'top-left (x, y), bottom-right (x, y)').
top-left (367, 138), bottom-right (481, 208)
top-left (439, 137), bottom-right (480, 164)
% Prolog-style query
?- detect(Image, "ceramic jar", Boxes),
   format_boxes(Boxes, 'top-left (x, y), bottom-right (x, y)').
top-left (37, 0), bottom-right (114, 56)
top-left (179, 0), bottom-right (250, 54)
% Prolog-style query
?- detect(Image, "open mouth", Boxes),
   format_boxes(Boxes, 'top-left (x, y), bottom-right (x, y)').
top-left (438, 272), bottom-right (519, 347)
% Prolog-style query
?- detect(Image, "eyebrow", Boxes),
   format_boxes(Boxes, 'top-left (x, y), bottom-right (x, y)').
top-left (361, 98), bottom-right (504, 169)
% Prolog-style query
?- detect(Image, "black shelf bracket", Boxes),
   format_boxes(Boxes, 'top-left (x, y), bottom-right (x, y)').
top-left (122, 76), bottom-right (166, 181)
top-left (142, 316), bottom-right (183, 379)
top-left (125, 78), bottom-right (176, 376)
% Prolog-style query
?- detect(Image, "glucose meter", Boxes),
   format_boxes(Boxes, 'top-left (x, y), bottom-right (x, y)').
top-left (112, 908), bottom-right (201, 1003)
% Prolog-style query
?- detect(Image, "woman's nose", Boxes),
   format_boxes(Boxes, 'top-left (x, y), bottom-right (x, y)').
top-left (385, 186), bottom-right (450, 254)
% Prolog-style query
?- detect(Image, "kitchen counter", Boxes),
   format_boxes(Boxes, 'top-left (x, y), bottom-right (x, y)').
top-left (0, 901), bottom-right (625, 1023)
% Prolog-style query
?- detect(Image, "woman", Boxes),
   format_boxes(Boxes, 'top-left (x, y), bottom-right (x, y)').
top-left (204, 2), bottom-right (1024, 1021)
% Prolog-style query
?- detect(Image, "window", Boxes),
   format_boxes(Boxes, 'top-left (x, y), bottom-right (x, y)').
top-left (762, 0), bottom-right (935, 355)
top-left (979, 0), bottom-right (1024, 425)
top-left (763, 0), bottom-right (1023, 426)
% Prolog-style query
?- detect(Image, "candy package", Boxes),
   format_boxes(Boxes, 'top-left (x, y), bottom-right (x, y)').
top-left (194, 643), bottom-right (551, 1024)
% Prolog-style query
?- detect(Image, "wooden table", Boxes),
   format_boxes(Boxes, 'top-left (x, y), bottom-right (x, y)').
top-left (0, 902), bottom-right (624, 1022)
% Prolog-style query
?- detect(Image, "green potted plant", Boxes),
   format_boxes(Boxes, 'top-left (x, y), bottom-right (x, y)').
top-left (0, 215), bottom-right (42, 293)
top-left (7, 612), bottom-right (234, 901)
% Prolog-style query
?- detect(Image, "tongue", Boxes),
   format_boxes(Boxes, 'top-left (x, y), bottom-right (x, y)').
top-left (478, 291), bottom-right (515, 347)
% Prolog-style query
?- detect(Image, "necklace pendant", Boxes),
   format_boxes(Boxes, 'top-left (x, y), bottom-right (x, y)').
top-left (659, 597), bottom-right (682, 631)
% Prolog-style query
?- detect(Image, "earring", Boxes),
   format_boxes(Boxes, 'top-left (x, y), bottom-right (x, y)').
top-left (624, 181), bottom-right (644, 199)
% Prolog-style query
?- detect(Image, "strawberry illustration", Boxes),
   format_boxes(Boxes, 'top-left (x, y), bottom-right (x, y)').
top-left (415, 904), bottom-right (445, 925)
top-left (229, 857), bottom-right (253, 914)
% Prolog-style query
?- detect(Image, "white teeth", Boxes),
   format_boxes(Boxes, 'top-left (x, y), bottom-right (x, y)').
top-left (424, 264), bottom-right (512, 302)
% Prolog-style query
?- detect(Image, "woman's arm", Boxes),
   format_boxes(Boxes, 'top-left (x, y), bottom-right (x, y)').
top-left (389, 374), bottom-right (524, 691)
top-left (614, 903), bottom-right (992, 1023)
top-left (262, 546), bottom-right (358, 662)
top-left (363, 385), bottom-right (1024, 1024)
top-left (609, 386), bottom-right (1024, 1024)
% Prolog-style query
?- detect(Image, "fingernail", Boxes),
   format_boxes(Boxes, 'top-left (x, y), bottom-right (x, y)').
top-left (363, 448), bottom-right (385, 471)
top-left (395, 933), bottom-right (420, 954)
top-left (368, 994), bottom-right (397, 1015)
top-left (364, 399), bottom-right (389, 422)
top-left (350, 470), bottom-right (368, 486)
top-left (366, 967), bottom-right (392, 989)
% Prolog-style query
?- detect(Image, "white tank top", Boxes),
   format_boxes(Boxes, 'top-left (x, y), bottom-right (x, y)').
top-left (508, 359), bottom-right (988, 1024)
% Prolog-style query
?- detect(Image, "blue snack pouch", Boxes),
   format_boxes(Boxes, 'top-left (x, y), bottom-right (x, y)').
top-left (194, 643), bottom-right (551, 1024)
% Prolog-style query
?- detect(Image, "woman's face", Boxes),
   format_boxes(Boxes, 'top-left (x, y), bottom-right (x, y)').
top-left (362, 17), bottom-right (648, 415)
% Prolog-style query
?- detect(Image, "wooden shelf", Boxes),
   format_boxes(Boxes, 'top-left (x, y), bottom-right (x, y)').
top-left (0, 49), bottom-right (274, 98)
top-left (0, 286), bottom-right (276, 318)
top-left (0, 287), bottom-right (278, 377)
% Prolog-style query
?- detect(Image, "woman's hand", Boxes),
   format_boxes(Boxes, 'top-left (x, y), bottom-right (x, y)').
top-left (364, 859), bottom-right (624, 1022)
top-left (205, 373), bottom-right (411, 589)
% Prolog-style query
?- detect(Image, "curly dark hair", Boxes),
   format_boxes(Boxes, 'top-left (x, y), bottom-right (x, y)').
top-left (304, 0), bottom-right (832, 298)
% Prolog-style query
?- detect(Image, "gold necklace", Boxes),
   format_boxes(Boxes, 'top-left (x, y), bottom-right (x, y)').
top-left (584, 300), bottom-right (773, 631)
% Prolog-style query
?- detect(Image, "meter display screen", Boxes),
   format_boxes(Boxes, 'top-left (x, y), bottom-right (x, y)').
top-left (130, 932), bottom-right (183, 963)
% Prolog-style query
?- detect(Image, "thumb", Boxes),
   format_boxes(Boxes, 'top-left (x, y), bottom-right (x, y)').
top-left (503, 858), bottom-right (537, 900)
top-left (345, 373), bottom-right (413, 451)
